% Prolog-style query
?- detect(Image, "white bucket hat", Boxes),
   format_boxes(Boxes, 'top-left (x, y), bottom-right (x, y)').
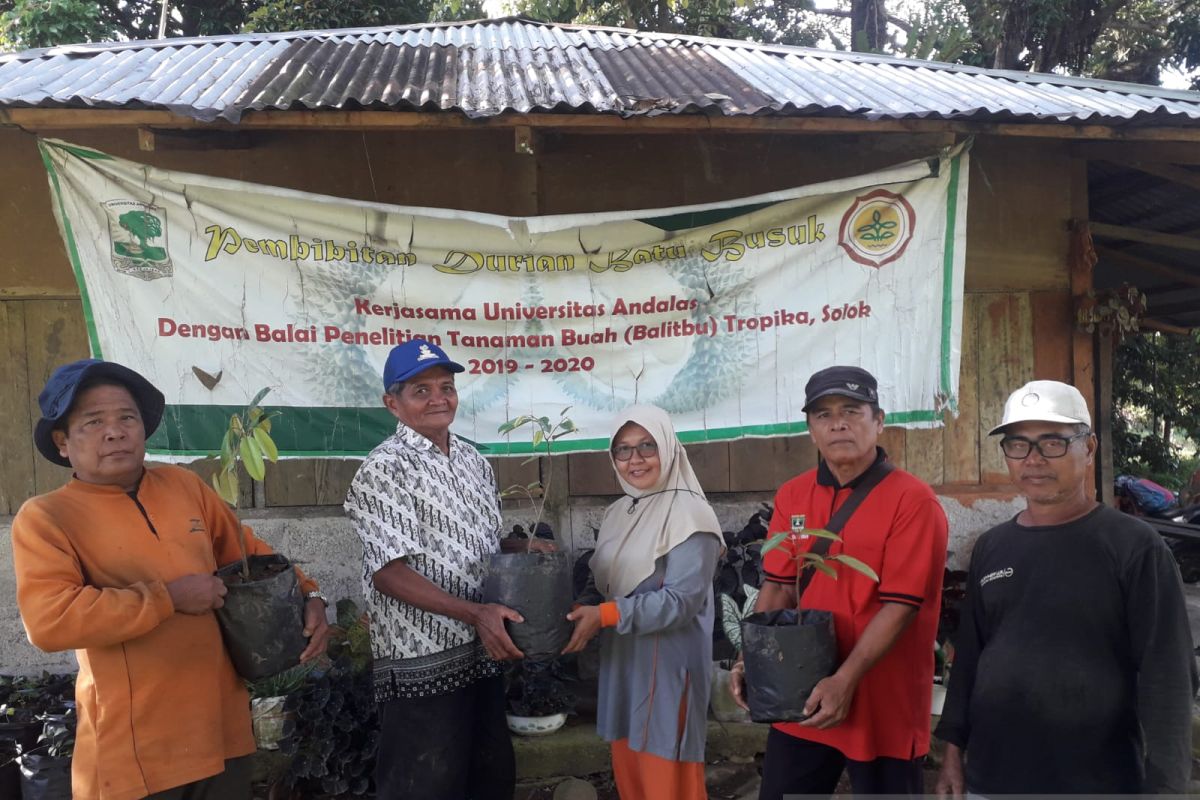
top-left (989, 380), bottom-right (1091, 435)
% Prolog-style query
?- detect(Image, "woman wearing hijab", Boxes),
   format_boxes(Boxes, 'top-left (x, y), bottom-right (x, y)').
top-left (563, 404), bottom-right (723, 800)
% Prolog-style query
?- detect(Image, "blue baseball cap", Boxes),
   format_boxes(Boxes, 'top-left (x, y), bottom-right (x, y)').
top-left (34, 359), bottom-right (165, 467)
top-left (382, 339), bottom-right (464, 390)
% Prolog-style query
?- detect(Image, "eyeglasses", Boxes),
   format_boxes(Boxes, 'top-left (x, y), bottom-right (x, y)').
top-left (612, 442), bottom-right (658, 462)
top-left (1000, 432), bottom-right (1088, 460)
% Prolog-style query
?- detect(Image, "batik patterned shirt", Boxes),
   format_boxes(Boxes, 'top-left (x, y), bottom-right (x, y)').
top-left (345, 421), bottom-right (503, 701)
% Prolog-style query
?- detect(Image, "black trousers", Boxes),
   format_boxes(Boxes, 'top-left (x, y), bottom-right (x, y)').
top-left (758, 728), bottom-right (925, 799)
top-left (375, 674), bottom-right (515, 800)
top-left (145, 755), bottom-right (252, 800)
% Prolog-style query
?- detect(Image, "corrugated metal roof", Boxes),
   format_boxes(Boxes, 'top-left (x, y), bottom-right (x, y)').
top-left (2, 16), bottom-right (1200, 125)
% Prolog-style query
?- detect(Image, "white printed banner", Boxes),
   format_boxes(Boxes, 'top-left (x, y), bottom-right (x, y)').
top-left (40, 138), bottom-right (968, 456)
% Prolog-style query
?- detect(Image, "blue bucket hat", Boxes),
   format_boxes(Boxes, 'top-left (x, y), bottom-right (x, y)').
top-left (34, 359), bottom-right (166, 467)
top-left (382, 339), bottom-right (464, 390)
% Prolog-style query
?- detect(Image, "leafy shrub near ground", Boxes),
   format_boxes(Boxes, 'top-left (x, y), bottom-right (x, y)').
top-left (276, 600), bottom-right (376, 798)
top-left (506, 659), bottom-right (577, 718)
top-left (0, 674), bottom-right (75, 723)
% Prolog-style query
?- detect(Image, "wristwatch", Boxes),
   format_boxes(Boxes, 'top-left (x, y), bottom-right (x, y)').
top-left (304, 590), bottom-right (328, 607)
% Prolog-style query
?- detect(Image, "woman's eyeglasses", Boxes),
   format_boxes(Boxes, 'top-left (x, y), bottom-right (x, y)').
top-left (1000, 432), bottom-right (1088, 460)
top-left (612, 442), bottom-right (658, 462)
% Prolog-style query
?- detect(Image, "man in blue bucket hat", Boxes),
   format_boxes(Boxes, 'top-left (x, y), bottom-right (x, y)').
top-left (345, 338), bottom-right (553, 800)
top-left (11, 358), bottom-right (330, 800)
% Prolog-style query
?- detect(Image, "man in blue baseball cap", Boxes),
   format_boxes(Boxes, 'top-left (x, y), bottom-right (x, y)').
top-left (11, 358), bottom-right (330, 800)
top-left (344, 338), bottom-right (552, 800)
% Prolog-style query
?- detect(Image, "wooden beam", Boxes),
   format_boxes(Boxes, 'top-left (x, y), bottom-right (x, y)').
top-left (1069, 141), bottom-right (1200, 165)
top-left (1145, 299), bottom-right (1200, 316)
top-left (7, 107), bottom-right (1200, 141)
top-left (1141, 317), bottom-right (1193, 335)
top-left (1141, 281), bottom-right (1193, 296)
top-left (1095, 245), bottom-right (1200, 288)
top-left (138, 127), bottom-right (253, 152)
top-left (1108, 160), bottom-right (1200, 193)
top-left (1089, 221), bottom-right (1200, 254)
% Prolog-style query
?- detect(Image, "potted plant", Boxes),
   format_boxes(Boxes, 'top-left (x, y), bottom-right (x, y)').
top-left (739, 518), bottom-right (879, 722)
top-left (0, 674), bottom-right (71, 800)
top-left (209, 388), bottom-right (309, 680)
top-left (17, 703), bottom-right (74, 800)
top-left (504, 659), bottom-right (576, 736)
top-left (483, 409), bottom-right (579, 661)
top-left (277, 600), bottom-right (377, 798)
top-left (711, 585), bottom-right (759, 723)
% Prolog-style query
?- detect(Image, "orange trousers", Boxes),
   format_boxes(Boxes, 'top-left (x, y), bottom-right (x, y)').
top-left (610, 739), bottom-right (707, 800)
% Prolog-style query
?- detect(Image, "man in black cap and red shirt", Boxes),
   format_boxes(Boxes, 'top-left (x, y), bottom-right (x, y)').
top-left (730, 365), bottom-right (948, 798)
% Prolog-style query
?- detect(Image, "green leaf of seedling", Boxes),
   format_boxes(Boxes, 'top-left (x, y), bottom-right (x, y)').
top-left (253, 427), bottom-right (279, 462)
top-left (808, 560), bottom-right (839, 579)
top-left (560, 405), bottom-right (572, 416)
top-left (760, 531), bottom-right (789, 555)
top-left (249, 407), bottom-right (264, 423)
top-left (213, 469), bottom-right (238, 506)
top-left (258, 415), bottom-right (272, 434)
top-left (828, 554), bottom-right (880, 582)
top-left (497, 420), bottom-right (517, 434)
top-left (532, 429), bottom-right (545, 449)
top-left (230, 414), bottom-right (244, 436)
top-left (248, 386), bottom-right (271, 410)
top-left (240, 435), bottom-right (266, 481)
top-left (220, 428), bottom-right (234, 464)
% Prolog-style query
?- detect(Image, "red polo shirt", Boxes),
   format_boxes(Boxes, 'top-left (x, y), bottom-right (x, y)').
top-left (761, 450), bottom-right (948, 761)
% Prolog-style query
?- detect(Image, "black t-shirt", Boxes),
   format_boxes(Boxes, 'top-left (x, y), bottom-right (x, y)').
top-left (934, 505), bottom-right (1197, 793)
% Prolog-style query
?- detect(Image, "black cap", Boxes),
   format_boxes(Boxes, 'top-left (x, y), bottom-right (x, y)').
top-left (802, 366), bottom-right (879, 412)
top-left (34, 359), bottom-right (165, 467)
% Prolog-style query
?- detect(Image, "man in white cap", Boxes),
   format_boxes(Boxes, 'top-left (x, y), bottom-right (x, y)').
top-left (935, 380), bottom-right (1197, 796)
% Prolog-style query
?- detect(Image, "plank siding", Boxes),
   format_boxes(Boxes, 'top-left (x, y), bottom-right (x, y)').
top-left (977, 293), bottom-right (1034, 483)
top-left (944, 293), bottom-right (984, 484)
top-left (0, 302), bottom-right (34, 513)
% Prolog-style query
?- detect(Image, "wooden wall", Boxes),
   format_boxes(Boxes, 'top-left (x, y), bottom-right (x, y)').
top-left (0, 125), bottom-right (1083, 513)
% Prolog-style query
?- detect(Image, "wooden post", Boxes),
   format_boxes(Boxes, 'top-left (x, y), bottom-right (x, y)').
top-left (1068, 159), bottom-right (1099, 499)
top-left (1096, 331), bottom-right (1115, 507)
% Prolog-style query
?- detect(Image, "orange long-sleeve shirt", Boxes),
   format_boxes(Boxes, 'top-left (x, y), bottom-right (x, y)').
top-left (10, 464), bottom-right (317, 800)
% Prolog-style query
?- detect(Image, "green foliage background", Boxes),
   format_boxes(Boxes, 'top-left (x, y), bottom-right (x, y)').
top-left (5, 0), bottom-right (1200, 92)
top-left (1113, 331), bottom-right (1200, 490)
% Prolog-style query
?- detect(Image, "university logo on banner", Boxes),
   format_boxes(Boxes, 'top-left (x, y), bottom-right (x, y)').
top-left (837, 189), bottom-right (916, 268)
top-left (103, 199), bottom-right (173, 281)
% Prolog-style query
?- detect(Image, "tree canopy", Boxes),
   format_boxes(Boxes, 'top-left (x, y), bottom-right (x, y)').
top-left (1113, 331), bottom-right (1200, 488)
top-left (4, 0), bottom-right (1199, 90)
top-left (0, 0), bottom-right (480, 49)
